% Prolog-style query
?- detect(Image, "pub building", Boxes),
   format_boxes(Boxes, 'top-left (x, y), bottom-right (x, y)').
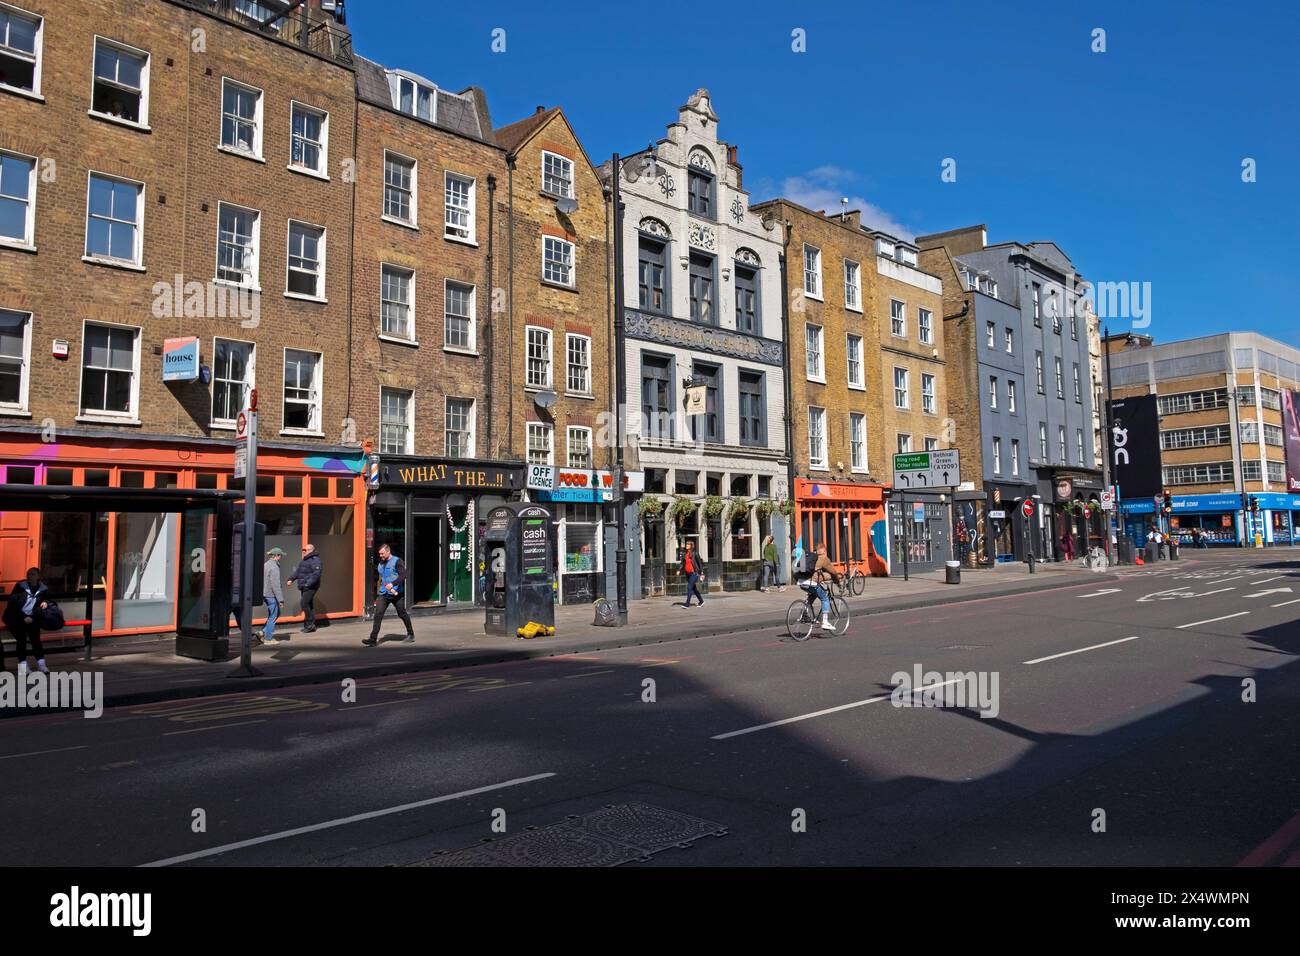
top-left (366, 455), bottom-right (525, 612)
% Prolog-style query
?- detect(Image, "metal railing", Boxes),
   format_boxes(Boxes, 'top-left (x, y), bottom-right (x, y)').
top-left (170, 0), bottom-right (354, 67)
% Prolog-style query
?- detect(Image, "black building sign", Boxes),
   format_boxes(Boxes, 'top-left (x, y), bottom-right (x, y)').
top-left (379, 458), bottom-right (524, 492)
top-left (1108, 394), bottom-right (1162, 499)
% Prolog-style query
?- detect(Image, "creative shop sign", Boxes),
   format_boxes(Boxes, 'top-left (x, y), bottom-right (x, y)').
top-left (381, 459), bottom-right (523, 491)
top-left (162, 336), bottom-right (200, 382)
top-left (528, 467), bottom-right (645, 502)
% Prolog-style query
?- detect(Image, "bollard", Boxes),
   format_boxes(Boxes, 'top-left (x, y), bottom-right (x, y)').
top-left (945, 560), bottom-right (961, 585)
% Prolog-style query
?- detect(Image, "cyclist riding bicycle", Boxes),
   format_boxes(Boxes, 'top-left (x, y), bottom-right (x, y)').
top-left (794, 545), bottom-right (842, 632)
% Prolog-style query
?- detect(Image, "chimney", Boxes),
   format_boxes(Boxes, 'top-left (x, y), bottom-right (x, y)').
top-left (536, 105), bottom-right (546, 114)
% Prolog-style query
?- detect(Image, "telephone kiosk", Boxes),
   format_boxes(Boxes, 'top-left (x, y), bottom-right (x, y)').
top-left (483, 502), bottom-right (556, 636)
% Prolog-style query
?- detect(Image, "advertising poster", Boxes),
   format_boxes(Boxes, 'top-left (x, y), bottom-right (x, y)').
top-left (1108, 394), bottom-right (1162, 499)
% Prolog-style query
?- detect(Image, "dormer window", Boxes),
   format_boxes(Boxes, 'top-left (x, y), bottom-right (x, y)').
top-left (391, 73), bottom-right (434, 121)
top-left (876, 238), bottom-right (895, 259)
top-left (897, 246), bottom-right (917, 267)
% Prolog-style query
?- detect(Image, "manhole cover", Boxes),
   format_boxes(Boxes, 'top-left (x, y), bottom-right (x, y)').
top-left (410, 802), bottom-right (726, 867)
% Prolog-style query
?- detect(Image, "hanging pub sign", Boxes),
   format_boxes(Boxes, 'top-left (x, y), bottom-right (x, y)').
top-left (685, 383), bottom-right (707, 415)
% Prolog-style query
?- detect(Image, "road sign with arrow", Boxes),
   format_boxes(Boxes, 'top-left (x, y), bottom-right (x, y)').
top-left (892, 448), bottom-right (961, 489)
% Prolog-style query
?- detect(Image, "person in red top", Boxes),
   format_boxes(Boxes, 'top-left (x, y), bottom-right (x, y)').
top-left (681, 540), bottom-right (705, 608)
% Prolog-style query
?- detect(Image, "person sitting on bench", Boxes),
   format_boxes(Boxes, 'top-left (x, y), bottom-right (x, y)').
top-left (4, 567), bottom-right (51, 676)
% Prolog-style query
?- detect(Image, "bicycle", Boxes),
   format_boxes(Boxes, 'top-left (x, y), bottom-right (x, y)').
top-left (786, 582), bottom-right (851, 641)
top-left (833, 565), bottom-right (867, 598)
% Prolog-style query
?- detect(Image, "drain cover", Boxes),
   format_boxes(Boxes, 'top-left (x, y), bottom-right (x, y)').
top-left (411, 802), bottom-right (727, 867)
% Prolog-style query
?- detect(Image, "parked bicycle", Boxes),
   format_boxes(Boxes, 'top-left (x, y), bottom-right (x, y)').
top-left (832, 564), bottom-right (867, 598)
top-left (786, 587), bottom-right (851, 641)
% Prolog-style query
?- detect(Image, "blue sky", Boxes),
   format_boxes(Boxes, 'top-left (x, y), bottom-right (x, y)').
top-left (349, 0), bottom-right (1299, 348)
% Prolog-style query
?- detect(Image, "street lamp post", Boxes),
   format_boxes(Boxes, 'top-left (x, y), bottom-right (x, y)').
top-left (610, 153), bottom-right (629, 626)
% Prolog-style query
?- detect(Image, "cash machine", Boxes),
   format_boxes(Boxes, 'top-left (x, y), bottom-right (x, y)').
top-left (483, 502), bottom-right (555, 635)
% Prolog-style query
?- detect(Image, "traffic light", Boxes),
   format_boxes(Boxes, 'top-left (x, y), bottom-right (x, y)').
top-left (1250, 495), bottom-right (1260, 513)
top-left (1162, 489), bottom-right (1172, 514)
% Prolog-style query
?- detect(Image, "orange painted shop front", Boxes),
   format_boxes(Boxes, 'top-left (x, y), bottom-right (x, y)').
top-left (0, 434), bottom-right (366, 639)
top-left (793, 479), bottom-right (889, 576)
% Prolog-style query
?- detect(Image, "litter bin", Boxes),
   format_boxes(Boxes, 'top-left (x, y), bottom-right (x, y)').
top-left (945, 560), bottom-right (961, 585)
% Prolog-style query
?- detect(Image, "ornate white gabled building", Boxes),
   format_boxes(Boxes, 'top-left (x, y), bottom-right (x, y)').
top-left (613, 90), bottom-right (789, 594)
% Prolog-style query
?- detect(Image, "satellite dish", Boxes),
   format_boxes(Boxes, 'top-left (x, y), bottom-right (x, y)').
top-left (534, 390), bottom-right (557, 409)
top-left (556, 196), bottom-right (578, 215)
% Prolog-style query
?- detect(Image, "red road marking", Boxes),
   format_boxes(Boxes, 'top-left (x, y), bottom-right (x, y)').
top-left (715, 646), bottom-right (747, 654)
top-left (1237, 809), bottom-right (1300, 866)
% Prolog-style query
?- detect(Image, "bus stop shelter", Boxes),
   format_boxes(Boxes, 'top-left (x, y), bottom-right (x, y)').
top-left (0, 485), bottom-right (240, 661)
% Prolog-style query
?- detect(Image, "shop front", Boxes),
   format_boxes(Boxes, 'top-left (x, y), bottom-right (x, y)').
top-left (1046, 472), bottom-right (1106, 560)
top-left (0, 432), bottom-right (367, 637)
top-left (1162, 494), bottom-right (1245, 547)
top-left (794, 479), bottom-right (888, 576)
top-left (367, 456), bottom-right (524, 612)
top-left (1257, 493), bottom-right (1300, 546)
top-left (983, 481), bottom-right (1038, 563)
top-left (526, 465), bottom-right (644, 605)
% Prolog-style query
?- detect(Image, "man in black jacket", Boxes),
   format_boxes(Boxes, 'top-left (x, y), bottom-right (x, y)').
top-left (3, 567), bottom-right (51, 676)
top-left (288, 542), bottom-right (322, 633)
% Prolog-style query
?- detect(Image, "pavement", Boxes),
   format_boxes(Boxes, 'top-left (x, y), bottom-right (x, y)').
top-left (1, 547), bottom-right (1296, 867)
top-left (5, 559), bottom-right (1117, 709)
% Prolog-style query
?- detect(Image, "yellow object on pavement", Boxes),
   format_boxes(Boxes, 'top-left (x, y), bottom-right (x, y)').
top-left (516, 621), bottom-right (556, 640)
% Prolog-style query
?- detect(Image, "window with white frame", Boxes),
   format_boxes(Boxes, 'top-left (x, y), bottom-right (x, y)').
top-left (543, 235), bottom-right (573, 286)
top-left (286, 221), bottom-right (324, 298)
top-left (894, 366), bottom-right (909, 409)
top-left (380, 264), bottom-right (414, 341)
top-left (527, 421), bottom-right (553, 465)
top-left (80, 322), bottom-right (138, 418)
top-left (444, 171), bottom-right (475, 241)
top-left (1032, 283), bottom-right (1041, 325)
top-left (1058, 425), bottom-right (1067, 461)
top-left (1263, 423), bottom-right (1284, 447)
top-left (843, 259), bottom-right (860, 310)
top-left (896, 433), bottom-right (911, 454)
top-left (985, 321), bottom-right (995, 348)
top-left (85, 172), bottom-right (143, 266)
top-left (922, 373), bottom-right (935, 414)
top-left (924, 436), bottom-right (938, 451)
top-left (803, 243), bottom-right (821, 298)
top-left (1035, 351), bottom-right (1044, 393)
top-left (215, 202), bottom-right (259, 286)
top-left (1242, 459), bottom-right (1262, 482)
top-left (1239, 421), bottom-right (1258, 444)
top-left (918, 308), bottom-right (933, 345)
top-left (289, 102), bottom-right (327, 175)
top-left (850, 413), bottom-right (866, 472)
top-left (1054, 357), bottom-right (1064, 398)
top-left (890, 299), bottom-right (905, 337)
top-left (0, 4), bottom-right (41, 95)
top-left (1072, 363), bottom-right (1081, 402)
top-left (989, 375), bottom-right (998, 410)
top-left (846, 333), bottom-right (863, 388)
top-left (805, 324), bottom-right (823, 381)
top-left (567, 426), bottom-right (592, 468)
top-left (92, 38), bottom-right (148, 125)
top-left (395, 75), bottom-right (435, 121)
top-left (383, 152), bottom-right (416, 224)
top-left (220, 78), bottom-right (262, 157)
top-left (1163, 462), bottom-right (1234, 485)
top-left (0, 308), bottom-right (31, 411)
top-left (1076, 428), bottom-right (1085, 463)
top-left (1267, 459), bottom-right (1286, 482)
top-left (992, 437), bottom-right (1001, 474)
top-left (807, 406), bottom-right (827, 469)
top-left (542, 151), bottom-right (574, 198)
top-left (1038, 422), bottom-right (1048, 459)
top-left (0, 149), bottom-right (35, 246)
top-left (211, 338), bottom-right (252, 426)
top-left (284, 349), bottom-right (321, 433)
top-left (444, 280), bottom-right (475, 351)
top-left (1007, 378), bottom-right (1017, 413)
top-left (445, 397), bottom-right (474, 458)
top-left (526, 326), bottom-right (552, 388)
top-left (378, 386), bottom-right (412, 453)
top-left (566, 333), bottom-right (590, 395)
top-left (1005, 327), bottom-right (1014, 353)
top-left (1011, 439), bottom-right (1020, 476)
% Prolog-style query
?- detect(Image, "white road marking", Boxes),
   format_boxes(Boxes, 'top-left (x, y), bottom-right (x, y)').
top-left (140, 772), bottom-right (558, 867)
top-left (1078, 588), bottom-right (1122, 598)
top-left (1246, 587), bottom-right (1293, 599)
top-left (1271, 598), bottom-right (1300, 608)
top-left (1250, 576), bottom-right (1286, 585)
top-left (1196, 588), bottom-right (1238, 597)
top-left (163, 719), bottom-right (267, 736)
top-left (1176, 611), bottom-right (1251, 629)
top-left (711, 680), bottom-right (965, 741)
top-left (1023, 636), bottom-right (1140, 665)
top-left (0, 744), bottom-right (88, 761)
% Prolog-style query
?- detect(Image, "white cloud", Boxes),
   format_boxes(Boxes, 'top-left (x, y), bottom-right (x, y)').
top-left (778, 170), bottom-right (915, 241)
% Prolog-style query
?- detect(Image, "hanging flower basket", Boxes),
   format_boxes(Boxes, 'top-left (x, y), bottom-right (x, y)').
top-left (704, 494), bottom-right (726, 519)
top-left (668, 496), bottom-right (697, 528)
top-left (778, 499), bottom-right (795, 518)
top-left (726, 497), bottom-right (750, 522)
top-left (755, 498), bottom-right (778, 520)
top-left (637, 495), bottom-right (664, 520)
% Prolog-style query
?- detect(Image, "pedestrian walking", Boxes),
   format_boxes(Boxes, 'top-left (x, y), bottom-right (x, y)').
top-left (681, 540), bottom-right (705, 608)
top-left (760, 534), bottom-right (781, 592)
top-left (3, 567), bottom-right (52, 676)
top-left (288, 542), bottom-right (322, 633)
top-left (1060, 530), bottom-right (1075, 561)
top-left (364, 543), bottom-right (414, 646)
top-left (260, 547), bottom-right (286, 645)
